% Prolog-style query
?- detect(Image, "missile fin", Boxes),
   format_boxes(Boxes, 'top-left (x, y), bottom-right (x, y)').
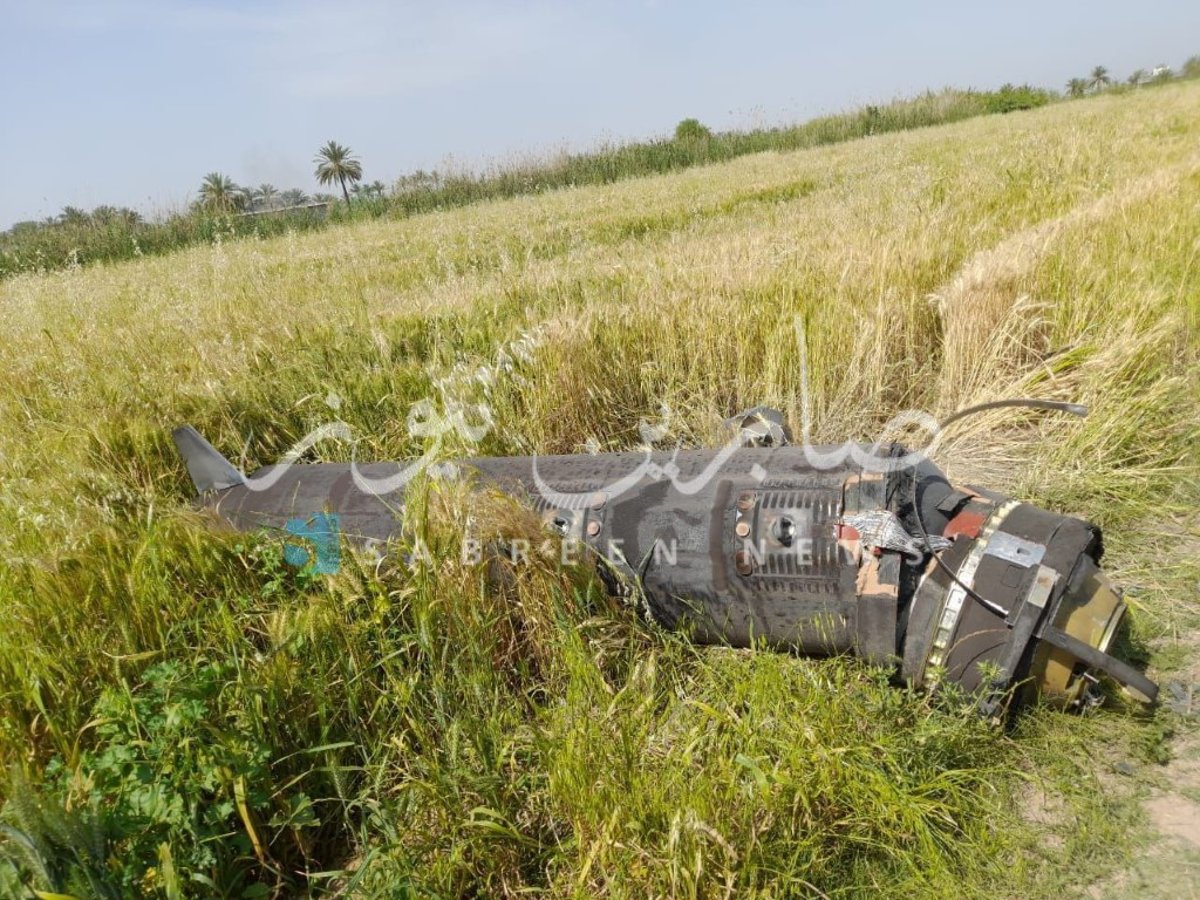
top-left (172, 425), bottom-right (246, 494)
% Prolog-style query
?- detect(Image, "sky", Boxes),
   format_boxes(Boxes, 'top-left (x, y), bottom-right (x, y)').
top-left (2, 0), bottom-right (1198, 228)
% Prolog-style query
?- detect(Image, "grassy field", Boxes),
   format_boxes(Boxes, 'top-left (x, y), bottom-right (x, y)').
top-left (0, 81), bottom-right (1197, 897)
top-left (0, 86), bottom-right (1054, 280)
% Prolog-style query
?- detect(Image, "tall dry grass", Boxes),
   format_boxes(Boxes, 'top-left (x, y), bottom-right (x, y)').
top-left (0, 86), bottom-right (1052, 280)
top-left (0, 82), bottom-right (1197, 896)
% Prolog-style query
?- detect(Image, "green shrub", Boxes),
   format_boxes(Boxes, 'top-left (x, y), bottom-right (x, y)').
top-left (674, 117), bottom-right (713, 141)
top-left (0, 660), bottom-right (280, 895)
top-left (983, 83), bottom-right (1057, 113)
top-left (0, 207), bottom-right (330, 280)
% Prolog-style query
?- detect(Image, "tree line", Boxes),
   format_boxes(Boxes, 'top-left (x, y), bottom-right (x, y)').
top-left (196, 141), bottom-right (385, 214)
top-left (1066, 58), bottom-right (1199, 97)
top-left (3, 54), bottom-right (1198, 278)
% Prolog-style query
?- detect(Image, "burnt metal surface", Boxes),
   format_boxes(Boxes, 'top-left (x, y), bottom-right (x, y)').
top-left (173, 424), bottom-right (1157, 714)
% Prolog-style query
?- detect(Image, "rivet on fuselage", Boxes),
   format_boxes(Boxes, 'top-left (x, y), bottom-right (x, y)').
top-left (735, 550), bottom-right (754, 576)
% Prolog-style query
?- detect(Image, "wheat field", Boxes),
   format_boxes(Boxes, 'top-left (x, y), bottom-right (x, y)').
top-left (0, 82), bottom-right (1197, 896)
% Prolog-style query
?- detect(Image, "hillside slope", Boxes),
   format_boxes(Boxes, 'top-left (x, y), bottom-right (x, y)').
top-left (1, 82), bottom-right (1198, 897)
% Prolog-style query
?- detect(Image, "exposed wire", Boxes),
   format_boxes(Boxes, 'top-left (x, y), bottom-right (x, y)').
top-left (909, 398), bottom-right (1089, 621)
top-left (937, 399), bottom-right (1087, 431)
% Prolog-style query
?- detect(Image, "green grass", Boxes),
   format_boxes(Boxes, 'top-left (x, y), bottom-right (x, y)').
top-left (0, 81), bottom-right (1197, 897)
top-left (0, 86), bottom-right (1055, 281)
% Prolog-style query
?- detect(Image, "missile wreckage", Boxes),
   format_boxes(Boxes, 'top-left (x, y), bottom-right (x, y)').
top-left (173, 402), bottom-right (1157, 716)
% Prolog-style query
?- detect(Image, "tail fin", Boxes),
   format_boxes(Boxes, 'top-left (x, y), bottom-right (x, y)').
top-left (172, 426), bottom-right (246, 494)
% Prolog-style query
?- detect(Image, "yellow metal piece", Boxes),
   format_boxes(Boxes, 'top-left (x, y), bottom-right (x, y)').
top-left (1030, 570), bottom-right (1125, 706)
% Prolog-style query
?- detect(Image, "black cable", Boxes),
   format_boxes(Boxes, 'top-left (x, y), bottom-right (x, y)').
top-left (937, 399), bottom-right (1087, 431)
top-left (908, 398), bottom-right (1088, 622)
top-left (909, 473), bottom-right (1012, 619)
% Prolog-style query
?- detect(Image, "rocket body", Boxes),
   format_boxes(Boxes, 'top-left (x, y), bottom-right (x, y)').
top-left (174, 428), bottom-right (1154, 712)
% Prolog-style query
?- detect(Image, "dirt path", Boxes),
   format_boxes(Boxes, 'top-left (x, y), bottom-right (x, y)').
top-left (1090, 634), bottom-right (1200, 898)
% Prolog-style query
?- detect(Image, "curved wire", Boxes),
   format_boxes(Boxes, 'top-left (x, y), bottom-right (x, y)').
top-left (937, 399), bottom-right (1087, 431)
top-left (910, 398), bottom-right (1088, 622)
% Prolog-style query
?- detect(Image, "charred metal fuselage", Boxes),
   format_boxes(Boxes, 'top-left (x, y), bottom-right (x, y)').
top-left (173, 427), bottom-right (1156, 714)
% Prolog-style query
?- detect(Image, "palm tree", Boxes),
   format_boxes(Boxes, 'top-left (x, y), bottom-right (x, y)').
top-left (367, 179), bottom-right (386, 198)
top-left (1066, 78), bottom-right (1088, 98)
top-left (1127, 69), bottom-right (1147, 87)
top-left (1088, 66), bottom-right (1111, 92)
top-left (90, 205), bottom-right (121, 225)
top-left (314, 141), bottom-right (363, 205)
top-left (254, 183), bottom-right (279, 210)
top-left (197, 172), bottom-right (245, 214)
top-left (58, 206), bottom-right (89, 227)
top-left (279, 188), bottom-right (309, 207)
